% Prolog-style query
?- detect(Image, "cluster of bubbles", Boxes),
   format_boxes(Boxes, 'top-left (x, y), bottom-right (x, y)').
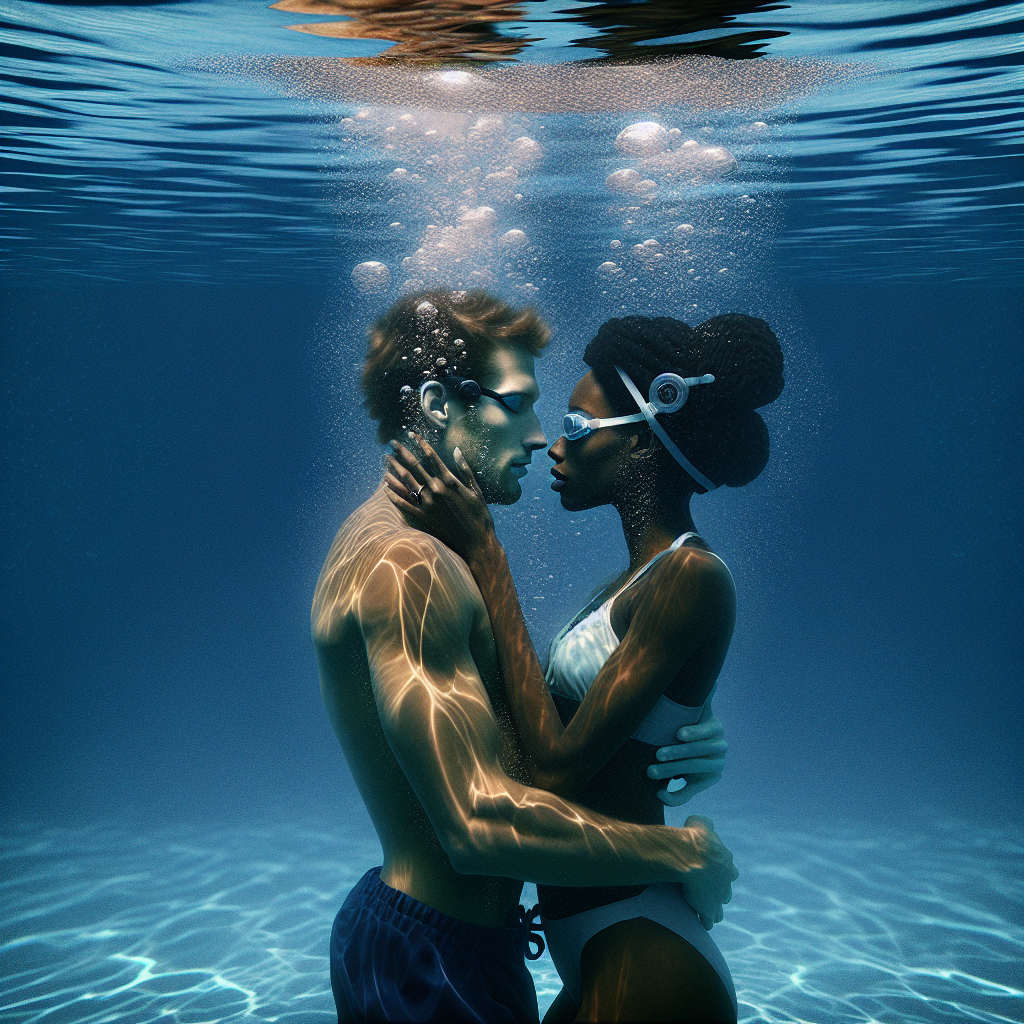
top-left (211, 55), bottom-right (854, 116)
top-left (201, 54), bottom-right (853, 314)
top-left (343, 107), bottom-right (545, 299)
top-left (391, 299), bottom-right (479, 431)
top-left (592, 118), bottom-right (775, 312)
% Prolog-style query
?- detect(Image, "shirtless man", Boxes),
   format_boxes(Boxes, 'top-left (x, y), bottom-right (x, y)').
top-left (312, 289), bottom-right (735, 1023)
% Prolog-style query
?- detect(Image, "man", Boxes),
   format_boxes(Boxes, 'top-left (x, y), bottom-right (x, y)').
top-left (312, 290), bottom-right (734, 1022)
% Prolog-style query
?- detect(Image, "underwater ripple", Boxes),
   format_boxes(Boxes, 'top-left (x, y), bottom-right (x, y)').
top-left (1, 814), bottom-right (1020, 1024)
top-left (1, 0), bottom-right (1021, 282)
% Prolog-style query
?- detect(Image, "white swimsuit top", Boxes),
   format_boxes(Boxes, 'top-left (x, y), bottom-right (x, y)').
top-left (545, 533), bottom-right (724, 747)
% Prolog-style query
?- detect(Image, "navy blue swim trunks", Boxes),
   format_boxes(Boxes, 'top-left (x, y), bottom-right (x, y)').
top-left (330, 866), bottom-right (543, 1023)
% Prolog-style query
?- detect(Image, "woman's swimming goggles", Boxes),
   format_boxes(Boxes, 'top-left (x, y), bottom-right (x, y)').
top-left (561, 370), bottom-right (715, 441)
top-left (561, 366), bottom-right (720, 492)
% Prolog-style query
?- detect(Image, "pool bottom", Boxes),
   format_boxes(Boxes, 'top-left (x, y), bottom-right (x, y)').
top-left (1, 813), bottom-right (1020, 1024)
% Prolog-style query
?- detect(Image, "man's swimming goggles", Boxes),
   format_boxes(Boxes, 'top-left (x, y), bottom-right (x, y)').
top-left (561, 366), bottom-right (719, 492)
top-left (421, 375), bottom-right (526, 414)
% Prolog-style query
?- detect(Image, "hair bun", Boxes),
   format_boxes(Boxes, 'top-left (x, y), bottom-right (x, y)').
top-left (595, 316), bottom-right (694, 369)
top-left (690, 314), bottom-right (783, 412)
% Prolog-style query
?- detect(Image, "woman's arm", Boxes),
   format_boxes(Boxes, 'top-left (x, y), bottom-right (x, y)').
top-left (385, 438), bottom-right (733, 798)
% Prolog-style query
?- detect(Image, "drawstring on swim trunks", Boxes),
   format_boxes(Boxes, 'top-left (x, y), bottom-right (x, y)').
top-left (516, 904), bottom-right (545, 960)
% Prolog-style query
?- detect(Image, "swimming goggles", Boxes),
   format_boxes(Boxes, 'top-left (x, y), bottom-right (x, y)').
top-left (560, 366), bottom-right (719, 492)
top-left (421, 375), bottom-right (526, 414)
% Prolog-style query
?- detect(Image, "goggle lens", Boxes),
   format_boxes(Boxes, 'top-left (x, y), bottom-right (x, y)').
top-left (562, 413), bottom-right (592, 441)
top-left (494, 392), bottom-right (524, 414)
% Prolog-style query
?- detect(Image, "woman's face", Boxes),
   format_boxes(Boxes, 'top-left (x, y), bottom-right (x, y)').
top-left (548, 370), bottom-right (635, 511)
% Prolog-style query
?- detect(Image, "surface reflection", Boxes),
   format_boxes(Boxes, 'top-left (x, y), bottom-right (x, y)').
top-left (269, 0), bottom-right (790, 64)
top-left (564, 0), bottom-right (790, 62)
top-left (271, 0), bottom-right (534, 62)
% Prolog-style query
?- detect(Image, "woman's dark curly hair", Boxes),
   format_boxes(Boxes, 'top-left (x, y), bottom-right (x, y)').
top-left (583, 313), bottom-right (784, 489)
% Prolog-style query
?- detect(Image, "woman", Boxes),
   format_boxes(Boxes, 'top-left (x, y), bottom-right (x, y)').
top-left (386, 313), bottom-right (784, 1022)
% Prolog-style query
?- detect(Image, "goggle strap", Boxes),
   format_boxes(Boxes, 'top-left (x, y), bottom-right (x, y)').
top-left (614, 366), bottom-right (719, 492)
top-left (593, 412), bottom-right (646, 429)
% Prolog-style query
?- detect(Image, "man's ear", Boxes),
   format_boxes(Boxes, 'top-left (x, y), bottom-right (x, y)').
top-left (419, 381), bottom-right (450, 431)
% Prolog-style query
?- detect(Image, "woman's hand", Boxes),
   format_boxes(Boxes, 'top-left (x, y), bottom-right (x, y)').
top-left (385, 434), bottom-right (497, 564)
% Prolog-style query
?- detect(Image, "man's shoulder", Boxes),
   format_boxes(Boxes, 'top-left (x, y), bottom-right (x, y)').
top-left (312, 490), bottom-right (475, 644)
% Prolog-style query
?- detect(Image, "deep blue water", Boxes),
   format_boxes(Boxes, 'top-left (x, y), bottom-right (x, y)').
top-left (2, 2), bottom-right (1022, 1022)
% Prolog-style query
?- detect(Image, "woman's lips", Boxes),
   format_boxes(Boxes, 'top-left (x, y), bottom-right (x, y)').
top-left (551, 469), bottom-right (565, 491)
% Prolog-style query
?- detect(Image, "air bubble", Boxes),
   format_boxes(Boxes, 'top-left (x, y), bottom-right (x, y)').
top-left (615, 122), bottom-right (669, 157)
top-left (597, 261), bottom-right (621, 278)
top-left (606, 168), bottom-right (641, 192)
top-left (674, 224), bottom-right (695, 236)
top-left (499, 229), bottom-right (528, 249)
top-left (434, 70), bottom-right (476, 89)
top-left (610, 240), bottom-right (622, 249)
top-left (632, 239), bottom-right (662, 261)
top-left (459, 206), bottom-right (497, 234)
top-left (702, 146), bottom-right (737, 173)
top-left (351, 261), bottom-right (391, 295)
top-left (470, 116), bottom-right (504, 136)
top-left (508, 137), bottom-right (543, 167)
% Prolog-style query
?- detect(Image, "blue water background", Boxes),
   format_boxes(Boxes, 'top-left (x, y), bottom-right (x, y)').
top-left (2, 2), bottom-right (1022, 1021)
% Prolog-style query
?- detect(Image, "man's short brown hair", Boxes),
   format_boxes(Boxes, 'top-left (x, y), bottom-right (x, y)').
top-left (362, 289), bottom-right (550, 443)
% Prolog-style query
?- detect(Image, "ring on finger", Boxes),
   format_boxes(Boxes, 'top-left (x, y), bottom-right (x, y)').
top-left (410, 486), bottom-right (423, 504)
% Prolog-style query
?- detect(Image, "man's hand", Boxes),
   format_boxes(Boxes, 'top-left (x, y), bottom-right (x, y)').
top-left (648, 704), bottom-right (727, 806)
top-left (677, 815), bottom-right (738, 930)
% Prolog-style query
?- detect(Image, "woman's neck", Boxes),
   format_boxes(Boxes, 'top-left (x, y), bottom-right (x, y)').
top-left (616, 491), bottom-right (697, 571)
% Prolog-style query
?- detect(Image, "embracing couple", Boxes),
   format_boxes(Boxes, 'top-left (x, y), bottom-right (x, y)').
top-left (312, 288), bottom-right (784, 1023)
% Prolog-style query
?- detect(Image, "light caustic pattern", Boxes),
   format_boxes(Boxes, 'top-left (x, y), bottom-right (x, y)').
top-left (1, 814), bottom-right (1020, 1024)
top-left (310, 484), bottom-right (710, 898)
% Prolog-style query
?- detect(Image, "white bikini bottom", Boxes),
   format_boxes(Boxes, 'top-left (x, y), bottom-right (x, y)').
top-left (541, 883), bottom-right (737, 1014)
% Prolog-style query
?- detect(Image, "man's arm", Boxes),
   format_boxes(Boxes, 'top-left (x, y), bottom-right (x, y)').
top-left (387, 440), bottom-right (729, 806)
top-left (357, 535), bottom-right (736, 910)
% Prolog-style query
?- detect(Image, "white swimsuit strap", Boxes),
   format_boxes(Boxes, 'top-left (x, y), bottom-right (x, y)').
top-left (608, 532), bottom-right (700, 603)
top-left (550, 533), bottom-right (702, 656)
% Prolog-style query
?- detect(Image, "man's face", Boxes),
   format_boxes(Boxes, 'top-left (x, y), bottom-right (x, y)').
top-left (443, 346), bottom-right (547, 505)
